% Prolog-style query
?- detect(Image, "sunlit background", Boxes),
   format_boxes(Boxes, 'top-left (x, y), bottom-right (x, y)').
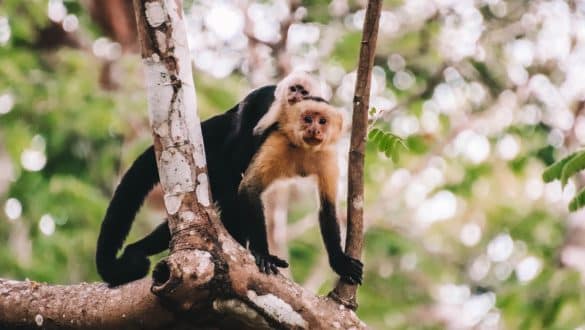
top-left (1, 0), bottom-right (585, 328)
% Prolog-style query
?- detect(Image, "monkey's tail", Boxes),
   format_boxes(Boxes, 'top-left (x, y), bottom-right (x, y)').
top-left (96, 145), bottom-right (159, 286)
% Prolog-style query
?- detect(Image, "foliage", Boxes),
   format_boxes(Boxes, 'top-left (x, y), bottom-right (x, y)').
top-left (543, 151), bottom-right (585, 211)
top-left (367, 127), bottom-right (407, 163)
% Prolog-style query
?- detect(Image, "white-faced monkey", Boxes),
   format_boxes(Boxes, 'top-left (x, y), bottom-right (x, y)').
top-left (96, 73), bottom-right (321, 286)
top-left (239, 97), bottom-right (363, 284)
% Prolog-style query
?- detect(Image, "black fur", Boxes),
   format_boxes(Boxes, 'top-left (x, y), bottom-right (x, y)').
top-left (302, 95), bottom-right (329, 104)
top-left (238, 180), bottom-right (289, 275)
top-left (96, 85), bottom-right (277, 286)
top-left (319, 196), bottom-right (363, 285)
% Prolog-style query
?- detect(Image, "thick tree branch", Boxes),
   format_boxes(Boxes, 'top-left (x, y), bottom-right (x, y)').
top-left (329, 0), bottom-right (383, 309)
top-left (0, 278), bottom-right (174, 329)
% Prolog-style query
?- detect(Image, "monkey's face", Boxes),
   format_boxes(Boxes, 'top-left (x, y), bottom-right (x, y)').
top-left (300, 110), bottom-right (329, 146)
top-left (287, 84), bottom-right (309, 105)
top-left (281, 100), bottom-right (343, 149)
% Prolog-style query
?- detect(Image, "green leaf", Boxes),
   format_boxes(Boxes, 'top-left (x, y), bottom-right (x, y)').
top-left (542, 153), bottom-right (577, 183)
top-left (384, 137), bottom-right (397, 159)
top-left (367, 127), bottom-right (407, 163)
top-left (569, 187), bottom-right (585, 212)
top-left (560, 151), bottom-right (585, 186)
top-left (379, 133), bottom-right (392, 153)
top-left (368, 128), bottom-right (382, 141)
top-left (390, 138), bottom-right (401, 163)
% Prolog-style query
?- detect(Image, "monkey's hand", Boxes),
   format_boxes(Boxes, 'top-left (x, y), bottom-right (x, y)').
top-left (330, 253), bottom-right (363, 285)
top-left (251, 250), bottom-right (289, 275)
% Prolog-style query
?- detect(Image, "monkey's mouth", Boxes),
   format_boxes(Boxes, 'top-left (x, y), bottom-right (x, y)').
top-left (303, 136), bottom-right (323, 146)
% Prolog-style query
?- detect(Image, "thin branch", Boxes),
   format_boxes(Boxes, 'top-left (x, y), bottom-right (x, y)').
top-left (329, 0), bottom-right (383, 309)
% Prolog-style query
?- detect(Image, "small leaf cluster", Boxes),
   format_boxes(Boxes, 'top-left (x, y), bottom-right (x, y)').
top-left (542, 150), bottom-right (585, 211)
top-left (368, 127), bottom-right (407, 163)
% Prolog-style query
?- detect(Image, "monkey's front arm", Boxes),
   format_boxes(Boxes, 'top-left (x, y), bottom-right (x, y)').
top-left (238, 182), bottom-right (289, 274)
top-left (318, 196), bottom-right (363, 285)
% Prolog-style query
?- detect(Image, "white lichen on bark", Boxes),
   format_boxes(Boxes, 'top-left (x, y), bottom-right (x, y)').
top-left (34, 314), bottom-right (43, 326)
top-left (142, 0), bottom-right (210, 217)
top-left (178, 250), bottom-right (214, 284)
top-left (159, 150), bottom-right (195, 191)
top-left (196, 173), bottom-right (210, 207)
top-left (145, 1), bottom-right (166, 27)
top-left (351, 196), bottom-right (363, 210)
top-left (213, 299), bottom-right (271, 329)
top-left (246, 291), bottom-right (307, 328)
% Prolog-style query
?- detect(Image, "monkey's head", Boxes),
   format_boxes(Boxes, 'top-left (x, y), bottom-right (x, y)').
top-left (280, 99), bottom-right (343, 149)
top-left (287, 84), bottom-right (310, 104)
top-left (275, 71), bottom-right (320, 106)
top-left (254, 71), bottom-right (322, 136)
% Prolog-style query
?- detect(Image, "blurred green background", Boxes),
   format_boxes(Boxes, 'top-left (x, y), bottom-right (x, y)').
top-left (1, 0), bottom-right (585, 328)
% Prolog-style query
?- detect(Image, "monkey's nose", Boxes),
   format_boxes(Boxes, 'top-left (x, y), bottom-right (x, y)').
top-left (308, 128), bottom-right (321, 136)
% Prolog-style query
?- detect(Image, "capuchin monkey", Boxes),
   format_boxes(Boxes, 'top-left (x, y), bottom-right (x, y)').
top-left (96, 72), bottom-right (319, 286)
top-left (239, 97), bottom-right (363, 285)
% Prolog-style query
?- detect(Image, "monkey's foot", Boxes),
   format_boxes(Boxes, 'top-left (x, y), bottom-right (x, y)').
top-left (330, 253), bottom-right (363, 285)
top-left (251, 251), bottom-right (289, 275)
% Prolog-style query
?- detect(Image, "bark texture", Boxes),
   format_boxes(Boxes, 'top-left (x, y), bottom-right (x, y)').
top-left (329, 0), bottom-right (383, 309)
top-left (0, 278), bottom-right (173, 329)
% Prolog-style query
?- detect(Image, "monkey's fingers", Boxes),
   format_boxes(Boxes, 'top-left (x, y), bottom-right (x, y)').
top-left (341, 276), bottom-right (362, 285)
top-left (340, 276), bottom-right (358, 285)
top-left (268, 255), bottom-right (289, 268)
top-left (253, 254), bottom-right (267, 273)
top-left (350, 261), bottom-right (364, 285)
top-left (268, 262), bottom-right (280, 275)
top-left (264, 259), bottom-right (276, 274)
top-left (349, 272), bottom-right (363, 285)
top-left (341, 270), bottom-right (362, 285)
top-left (338, 255), bottom-right (363, 285)
top-left (260, 259), bottom-right (269, 274)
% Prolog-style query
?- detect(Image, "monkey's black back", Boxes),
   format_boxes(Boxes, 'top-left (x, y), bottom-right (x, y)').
top-left (96, 85), bottom-right (276, 286)
top-left (204, 85), bottom-right (277, 241)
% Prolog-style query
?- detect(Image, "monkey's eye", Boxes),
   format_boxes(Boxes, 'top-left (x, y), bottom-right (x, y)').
top-left (300, 90), bottom-right (309, 96)
top-left (290, 86), bottom-right (297, 92)
top-left (304, 116), bottom-right (313, 124)
top-left (319, 118), bottom-right (327, 125)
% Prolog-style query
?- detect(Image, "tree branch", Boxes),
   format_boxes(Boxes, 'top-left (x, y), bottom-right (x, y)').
top-left (329, 0), bottom-right (383, 310)
top-left (0, 278), bottom-right (174, 329)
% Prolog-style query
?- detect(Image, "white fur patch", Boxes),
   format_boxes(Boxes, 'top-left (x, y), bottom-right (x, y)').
top-left (253, 71), bottom-right (321, 136)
